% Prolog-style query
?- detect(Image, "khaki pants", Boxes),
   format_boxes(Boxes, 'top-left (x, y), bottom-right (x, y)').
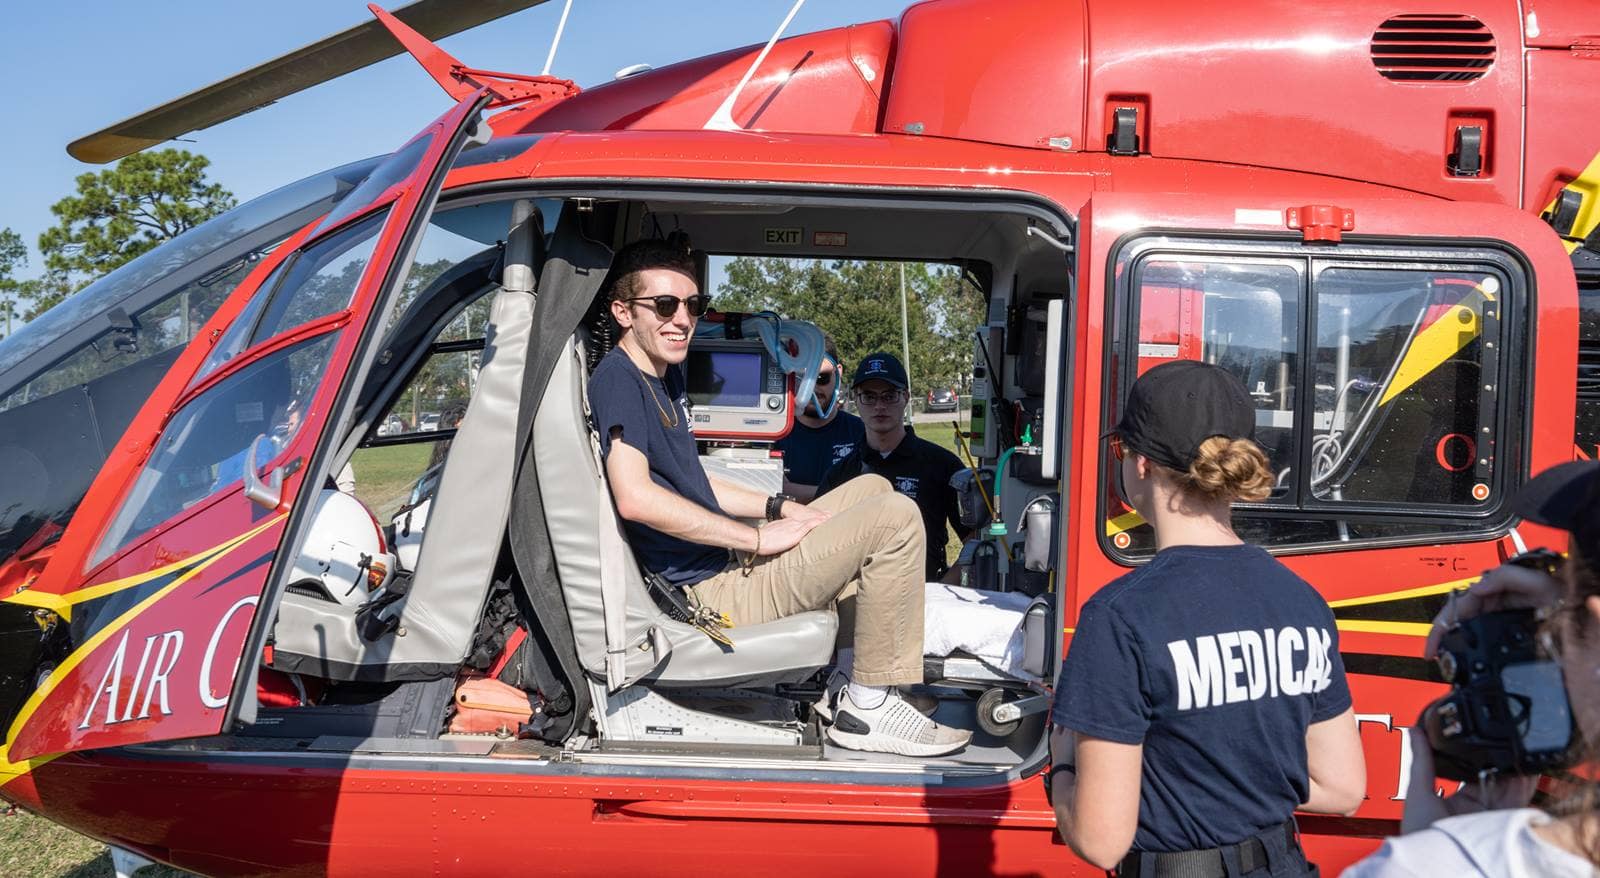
top-left (688, 475), bottom-right (925, 686)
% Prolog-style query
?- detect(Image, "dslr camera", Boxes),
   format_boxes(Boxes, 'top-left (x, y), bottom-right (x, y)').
top-left (1420, 549), bottom-right (1580, 780)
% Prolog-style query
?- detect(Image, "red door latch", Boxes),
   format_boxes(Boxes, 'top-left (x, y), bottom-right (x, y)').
top-left (1285, 204), bottom-right (1355, 243)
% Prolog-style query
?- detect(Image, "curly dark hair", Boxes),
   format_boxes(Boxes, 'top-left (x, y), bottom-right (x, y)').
top-left (602, 237), bottom-right (697, 303)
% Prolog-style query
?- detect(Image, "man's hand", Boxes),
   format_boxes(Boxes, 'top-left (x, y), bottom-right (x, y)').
top-left (1425, 563), bottom-right (1563, 658)
top-left (781, 501), bottom-right (831, 526)
top-left (756, 517), bottom-right (822, 555)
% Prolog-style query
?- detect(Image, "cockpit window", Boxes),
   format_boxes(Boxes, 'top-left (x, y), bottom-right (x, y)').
top-left (0, 155), bottom-right (381, 390)
top-left (193, 213), bottom-right (385, 387)
top-left (0, 156), bottom-right (392, 571)
top-left (92, 331), bottom-right (339, 567)
top-left (1106, 237), bottom-right (1520, 558)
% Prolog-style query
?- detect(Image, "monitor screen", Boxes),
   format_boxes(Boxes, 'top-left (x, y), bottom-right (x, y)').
top-left (687, 350), bottom-right (763, 407)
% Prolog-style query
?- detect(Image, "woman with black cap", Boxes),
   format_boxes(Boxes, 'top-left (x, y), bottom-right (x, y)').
top-left (1049, 360), bottom-right (1366, 877)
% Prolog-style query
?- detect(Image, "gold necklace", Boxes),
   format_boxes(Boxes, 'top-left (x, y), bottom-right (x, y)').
top-left (635, 367), bottom-right (679, 429)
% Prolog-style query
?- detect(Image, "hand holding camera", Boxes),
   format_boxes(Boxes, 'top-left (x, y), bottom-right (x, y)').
top-left (1405, 549), bottom-right (1577, 832)
top-left (1424, 551), bottom-right (1565, 660)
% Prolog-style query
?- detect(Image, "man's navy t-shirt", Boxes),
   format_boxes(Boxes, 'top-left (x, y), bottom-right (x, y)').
top-left (588, 346), bottom-right (729, 587)
top-left (775, 411), bottom-right (865, 487)
top-left (1052, 544), bottom-right (1351, 853)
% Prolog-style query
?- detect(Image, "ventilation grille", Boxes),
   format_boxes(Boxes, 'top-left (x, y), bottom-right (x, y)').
top-left (1371, 15), bottom-right (1494, 82)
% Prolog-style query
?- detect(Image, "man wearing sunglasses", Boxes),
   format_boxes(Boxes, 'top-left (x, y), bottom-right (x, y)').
top-left (774, 333), bottom-right (866, 501)
top-left (815, 353), bottom-right (971, 581)
top-left (587, 240), bottom-right (971, 757)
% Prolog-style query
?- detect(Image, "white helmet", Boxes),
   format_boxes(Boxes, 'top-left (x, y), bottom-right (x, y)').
top-left (286, 490), bottom-right (396, 606)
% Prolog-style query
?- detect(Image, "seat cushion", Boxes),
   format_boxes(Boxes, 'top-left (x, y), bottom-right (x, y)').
top-left (647, 610), bottom-right (836, 688)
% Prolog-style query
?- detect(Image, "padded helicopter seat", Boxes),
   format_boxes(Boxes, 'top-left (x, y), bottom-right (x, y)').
top-left (534, 336), bottom-right (835, 690)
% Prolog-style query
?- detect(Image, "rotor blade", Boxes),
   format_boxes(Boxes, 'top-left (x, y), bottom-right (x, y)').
top-left (67, 0), bottom-right (552, 164)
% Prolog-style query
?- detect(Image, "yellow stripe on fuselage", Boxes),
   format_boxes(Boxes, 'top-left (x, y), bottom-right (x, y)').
top-left (1542, 150), bottom-right (1600, 256)
top-left (0, 515), bottom-right (284, 784)
top-left (1326, 576), bottom-right (1472, 609)
top-left (2, 522), bottom-right (267, 622)
top-left (1334, 619), bottom-right (1434, 638)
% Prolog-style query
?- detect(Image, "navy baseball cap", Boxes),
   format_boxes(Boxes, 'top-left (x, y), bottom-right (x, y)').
top-left (1113, 360), bottom-right (1256, 472)
top-left (853, 352), bottom-right (908, 390)
top-left (1513, 460), bottom-right (1600, 561)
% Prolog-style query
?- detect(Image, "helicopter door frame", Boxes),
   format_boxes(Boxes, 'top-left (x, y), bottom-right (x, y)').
top-left (1, 89), bottom-right (493, 763)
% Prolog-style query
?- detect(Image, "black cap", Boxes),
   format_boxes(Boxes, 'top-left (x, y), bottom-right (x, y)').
top-left (1114, 360), bottom-right (1256, 472)
top-left (1514, 460), bottom-right (1600, 560)
top-left (853, 352), bottom-right (908, 390)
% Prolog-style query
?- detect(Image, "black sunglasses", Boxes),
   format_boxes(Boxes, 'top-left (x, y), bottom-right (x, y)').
top-left (624, 294), bottom-right (712, 319)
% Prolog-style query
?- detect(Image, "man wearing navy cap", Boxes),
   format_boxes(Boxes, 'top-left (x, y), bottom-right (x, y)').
top-left (816, 352), bottom-right (971, 580)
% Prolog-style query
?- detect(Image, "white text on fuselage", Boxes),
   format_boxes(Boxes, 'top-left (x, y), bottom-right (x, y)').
top-left (78, 595), bottom-right (259, 729)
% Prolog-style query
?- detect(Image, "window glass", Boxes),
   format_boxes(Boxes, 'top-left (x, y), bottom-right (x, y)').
top-left (193, 214), bottom-right (383, 385)
top-left (356, 345), bottom-right (479, 520)
top-left (382, 199), bottom-right (515, 334)
top-left (349, 441), bottom-right (450, 525)
top-left (311, 133), bottom-right (433, 237)
top-left (1107, 243), bottom-right (1514, 559)
top-left (453, 134), bottom-right (540, 169)
top-left (93, 332), bottom-right (339, 565)
top-left (0, 247), bottom-right (272, 412)
top-left (1129, 259), bottom-right (1302, 502)
top-left (0, 155), bottom-right (381, 382)
top-left (1309, 267), bottom-right (1502, 507)
top-left (376, 294), bottom-right (488, 442)
top-left (253, 216), bottom-right (383, 344)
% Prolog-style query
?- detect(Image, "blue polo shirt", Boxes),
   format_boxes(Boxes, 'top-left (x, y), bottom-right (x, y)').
top-left (1052, 543), bottom-right (1352, 852)
top-left (588, 346), bottom-right (729, 587)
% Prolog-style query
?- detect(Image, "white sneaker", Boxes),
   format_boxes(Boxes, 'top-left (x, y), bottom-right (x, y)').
top-left (825, 688), bottom-right (972, 757)
top-left (813, 671), bottom-right (937, 723)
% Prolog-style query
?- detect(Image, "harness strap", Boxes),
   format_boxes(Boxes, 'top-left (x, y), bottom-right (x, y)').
top-left (506, 209), bottom-right (611, 740)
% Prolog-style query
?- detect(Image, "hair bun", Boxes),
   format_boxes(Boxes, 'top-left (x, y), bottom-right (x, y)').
top-left (1179, 436), bottom-right (1274, 502)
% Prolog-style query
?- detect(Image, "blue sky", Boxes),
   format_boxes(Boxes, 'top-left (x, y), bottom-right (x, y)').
top-left (0, 0), bottom-right (911, 283)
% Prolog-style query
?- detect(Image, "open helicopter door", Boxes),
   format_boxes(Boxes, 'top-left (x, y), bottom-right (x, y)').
top-left (0, 89), bottom-right (492, 766)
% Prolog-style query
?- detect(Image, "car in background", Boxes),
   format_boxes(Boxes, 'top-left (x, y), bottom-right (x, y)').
top-left (925, 387), bottom-right (959, 413)
top-left (419, 413), bottom-right (441, 432)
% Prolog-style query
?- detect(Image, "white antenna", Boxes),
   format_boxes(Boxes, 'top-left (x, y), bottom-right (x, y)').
top-left (542, 0), bottom-right (574, 76)
top-left (705, 0), bottom-right (806, 131)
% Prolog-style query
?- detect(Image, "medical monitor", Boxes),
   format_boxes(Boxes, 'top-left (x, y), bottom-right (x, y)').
top-left (685, 338), bottom-right (792, 440)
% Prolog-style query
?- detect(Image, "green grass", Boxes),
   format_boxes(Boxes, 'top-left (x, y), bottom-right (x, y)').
top-left (0, 809), bottom-right (192, 877)
top-left (350, 442), bottom-right (437, 521)
top-left (915, 419), bottom-right (972, 461)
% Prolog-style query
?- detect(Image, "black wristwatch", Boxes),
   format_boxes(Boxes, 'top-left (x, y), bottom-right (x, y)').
top-left (766, 493), bottom-right (797, 522)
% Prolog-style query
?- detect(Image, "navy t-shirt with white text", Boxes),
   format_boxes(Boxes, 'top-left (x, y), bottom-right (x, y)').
top-left (588, 346), bottom-right (729, 587)
top-left (774, 410), bottom-right (865, 487)
top-left (1052, 543), bottom-right (1351, 853)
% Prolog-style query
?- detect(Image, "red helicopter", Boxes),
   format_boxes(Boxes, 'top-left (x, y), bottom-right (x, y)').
top-left (0, 0), bottom-right (1596, 873)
